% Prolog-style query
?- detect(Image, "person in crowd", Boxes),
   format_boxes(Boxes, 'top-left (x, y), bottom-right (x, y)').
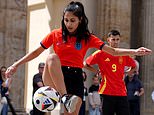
top-left (32, 62), bottom-right (45, 115)
top-left (151, 90), bottom-right (154, 102)
top-left (0, 66), bottom-right (12, 115)
top-left (84, 30), bottom-right (141, 115)
top-left (124, 71), bottom-right (144, 115)
top-left (125, 55), bottom-right (140, 76)
top-left (79, 71), bottom-right (88, 115)
top-left (88, 75), bottom-right (102, 115)
top-left (132, 56), bottom-right (139, 75)
top-left (5, 1), bottom-right (152, 115)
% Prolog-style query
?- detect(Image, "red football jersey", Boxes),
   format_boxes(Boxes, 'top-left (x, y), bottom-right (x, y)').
top-left (40, 28), bottom-right (105, 68)
top-left (85, 50), bottom-right (136, 96)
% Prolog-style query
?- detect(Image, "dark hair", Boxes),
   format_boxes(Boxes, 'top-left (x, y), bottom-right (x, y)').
top-left (108, 30), bottom-right (120, 37)
top-left (62, 1), bottom-right (90, 43)
top-left (0, 66), bottom-right (7, 82)
top-left (0, 70), bottom-right (2, 82)
top-left (82, 71), bottom-right (87, 81)
top-left (1, 66), bottom-right (7, 70)
top-left (38, 62), bottom-right (45, 68)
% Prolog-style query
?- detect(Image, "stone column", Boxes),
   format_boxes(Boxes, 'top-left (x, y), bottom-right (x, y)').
top-left (0, 0), bottom-right (27, 113)
top-left (96, 0), bottom-right (131, 48)
top-left (139, 0), bottom-right (154, 115)
top-left (131, 0), bottom-right (143, 48)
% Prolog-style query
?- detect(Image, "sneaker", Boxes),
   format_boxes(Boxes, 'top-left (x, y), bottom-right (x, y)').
top-left (61, 94), bottom-right (78, 113)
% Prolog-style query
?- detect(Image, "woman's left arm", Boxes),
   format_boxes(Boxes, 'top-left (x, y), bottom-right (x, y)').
top-left (102, 44), bottom-right (152, 56)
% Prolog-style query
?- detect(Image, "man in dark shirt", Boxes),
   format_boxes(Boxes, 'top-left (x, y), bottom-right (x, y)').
top-left (32, 62), bottom-right (45, 115)
top-left (124, 73), bottom-right (144, 115)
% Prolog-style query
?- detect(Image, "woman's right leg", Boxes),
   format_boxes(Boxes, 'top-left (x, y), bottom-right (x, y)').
top-left (42, 53), bottom-right (79, 115)
top-left (42, 53), bottom-right (67, 96)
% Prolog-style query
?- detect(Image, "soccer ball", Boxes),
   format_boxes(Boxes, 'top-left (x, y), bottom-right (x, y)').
top-left (33, 86), bottom-right (60, 112)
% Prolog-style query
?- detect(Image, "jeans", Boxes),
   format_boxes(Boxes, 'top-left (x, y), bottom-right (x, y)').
top-left (89, 105), bottom-right (101, 115)
top-left (1, 103), bottom-right (8, 115)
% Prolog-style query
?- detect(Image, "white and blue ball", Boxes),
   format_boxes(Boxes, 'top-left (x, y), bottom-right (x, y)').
top-left (33, 86), bottom-right (60, 112)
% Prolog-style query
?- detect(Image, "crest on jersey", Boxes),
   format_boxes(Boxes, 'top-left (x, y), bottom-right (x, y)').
top-left (75, 42), bottom-right (82, 50)
top-left (119, 56), bottom-right (123, 64)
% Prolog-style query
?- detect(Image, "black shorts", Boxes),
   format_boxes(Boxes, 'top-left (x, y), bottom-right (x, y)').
top-left (62, 66), bottom-right (84, 99)
top-left (102, 95), bottom-right (130, 115)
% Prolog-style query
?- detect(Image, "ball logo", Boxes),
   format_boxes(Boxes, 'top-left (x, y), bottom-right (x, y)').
top-left (42, 98), bottom-right (53, 110)
top-left (44, 98), bottom-right (52, 104)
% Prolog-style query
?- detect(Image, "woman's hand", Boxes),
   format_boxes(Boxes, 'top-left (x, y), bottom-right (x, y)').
top-left (5, 65), bottom-right (17, 78)
top-left (135, 47), bottom-right (152, 56)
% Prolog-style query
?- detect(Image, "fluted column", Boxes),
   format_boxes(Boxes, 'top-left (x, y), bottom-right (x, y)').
top-left (0, 0), bottom-right (27, 112)
top-left (139, 0), bottom-right (154, 115)
top-left (96, 0), bottom-right (131, 48)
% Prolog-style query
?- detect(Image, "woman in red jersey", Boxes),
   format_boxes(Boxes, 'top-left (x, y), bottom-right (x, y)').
top-left (5, 1), bottom-right (151, 115)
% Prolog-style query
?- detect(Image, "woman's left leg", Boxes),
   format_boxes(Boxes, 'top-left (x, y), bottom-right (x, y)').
top-left (62, 66), bottom-right (84, 115)
top-left (64, 97), bottom-right (82, 115)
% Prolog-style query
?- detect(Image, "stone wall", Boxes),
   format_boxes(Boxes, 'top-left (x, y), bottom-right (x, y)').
top-left (0, 0), bottom-right (27, 110)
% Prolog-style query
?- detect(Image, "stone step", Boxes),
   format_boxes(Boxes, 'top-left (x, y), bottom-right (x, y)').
top-left (7, 108), bottom-right (28, 115)
top-left (8, 112), bottom-right (28, 115)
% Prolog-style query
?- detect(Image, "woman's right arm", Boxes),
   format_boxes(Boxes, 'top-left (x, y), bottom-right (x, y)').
top-left (83, 61), bottom-right (97, 73)
top-left (5, 46), bottom-right (45, 77)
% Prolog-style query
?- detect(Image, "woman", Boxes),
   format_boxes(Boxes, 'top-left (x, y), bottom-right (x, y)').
top-left (5, 1), bottom-right (151, 115)
top-left (0, 66), bottom-right (12, 115)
